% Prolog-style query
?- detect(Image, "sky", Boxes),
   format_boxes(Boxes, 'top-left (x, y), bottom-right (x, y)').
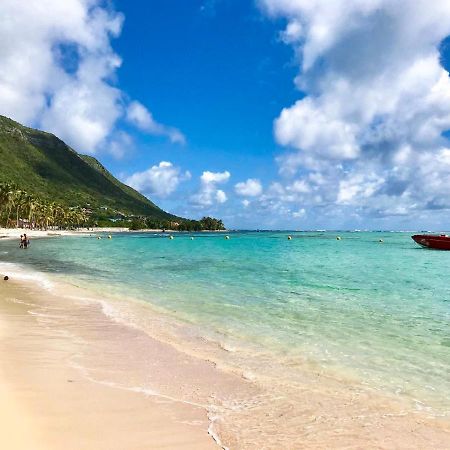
top-left (2, 0), bottom-right (450, 229)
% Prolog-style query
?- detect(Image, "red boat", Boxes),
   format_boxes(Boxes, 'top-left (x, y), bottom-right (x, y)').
top-left (411, 234), bottom-right (450, 250)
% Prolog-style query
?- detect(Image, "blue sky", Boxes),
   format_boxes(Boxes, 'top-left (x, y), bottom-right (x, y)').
top-left (3, 1), bottom-right (450, 229)
top-left (108, 0), bottom-right (298, 220)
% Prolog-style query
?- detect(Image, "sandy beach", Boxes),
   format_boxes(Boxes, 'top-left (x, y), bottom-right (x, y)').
top-left (0, 280), bottom-right (227, 449)
top-left (0, 227), bottom-right (130, 239)
top-left (0, 228), bottom-right (225, 241)
top-left (0, 257), bottom-right (449, 449)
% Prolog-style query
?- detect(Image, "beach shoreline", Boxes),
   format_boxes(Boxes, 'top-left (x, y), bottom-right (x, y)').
top-left (1, 256), bottom-right (450, 448)
top-left (0, 227), bottom-right (132, 239)
top-left (0, 227), bottom-right (230, 241)
top-left (0, 279), bottom-right (230, 450)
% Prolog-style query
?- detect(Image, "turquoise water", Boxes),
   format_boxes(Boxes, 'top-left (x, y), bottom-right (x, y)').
top-left (1, 231), bottom-right (449, 414)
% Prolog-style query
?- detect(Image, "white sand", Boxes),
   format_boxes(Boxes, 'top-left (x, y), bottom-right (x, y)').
top-left (0, 281), bottom-right (219, 450)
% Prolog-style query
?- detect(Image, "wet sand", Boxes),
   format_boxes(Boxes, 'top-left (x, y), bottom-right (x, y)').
top-left (0, 281), bottom-right (225, 449)
top-left (0, 276), bottom-right (450, 449)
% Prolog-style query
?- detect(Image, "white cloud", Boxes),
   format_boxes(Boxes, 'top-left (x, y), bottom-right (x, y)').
top-left (126, 101), bottom-right (186, 144)
top-left (191, 170), bottom-right (230, 207)
top-left (0, 0), bottom-right (184, 154)
top-left (289, 179), bottom-right (310, 193)
top-left (108, 132), bottom-right (133, 159)
top-left (336, 173), bottom-right (385, 205)
top-left (259, 0), bottom-right (450, 222)
top-left (125, 161), bottom-right (191, 198)
top-left (0, 0), bottom-right (123, 152)
top-left (292, 208), bottom-right (306, 218)
top-left (201, 171), bottom-right (231, 184)
top-left (275, 97), bottom-right (359, 160)
top-left (235, 178), bottom-right (263, 197)
top-left (216, 190), bottom-right (227, 203)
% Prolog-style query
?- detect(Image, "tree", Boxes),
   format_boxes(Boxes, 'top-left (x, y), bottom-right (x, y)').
top-left (0, 183), bottom-right (88, 230)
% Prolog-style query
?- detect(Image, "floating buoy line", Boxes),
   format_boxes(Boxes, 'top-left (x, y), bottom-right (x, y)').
top-left (91, 232), bottom-right (391, 244)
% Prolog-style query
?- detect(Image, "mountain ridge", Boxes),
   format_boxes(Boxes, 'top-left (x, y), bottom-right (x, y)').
top-left (0, 115), bottom-right (178, 220)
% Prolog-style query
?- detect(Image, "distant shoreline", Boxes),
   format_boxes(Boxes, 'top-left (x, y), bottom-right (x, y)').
top-left (0, 227), bottom-right (231, 240)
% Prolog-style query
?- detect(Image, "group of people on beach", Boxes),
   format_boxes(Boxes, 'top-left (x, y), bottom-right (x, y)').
top-left (19, 234), bottom-right (30, 249)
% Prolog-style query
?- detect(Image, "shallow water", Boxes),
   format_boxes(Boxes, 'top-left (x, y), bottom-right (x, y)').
top-left (1, 231), bottom-right (449, 416)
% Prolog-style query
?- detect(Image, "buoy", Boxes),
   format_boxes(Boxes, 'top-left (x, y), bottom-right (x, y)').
top-left (379, 239), bottom-right (383, 243)
top-left (190, 237), bottom-right (194, 240)
top-left (108, 235), bottom-right (112, 239)
top-left (169, 235), bottom-right (174, 240)
top-left (225, 235), bottom-right (230, 240)
top-left (336, 236), bottom-right (341, 240)
top-left (288, 235), bottom-right (292, 240)
top-left (97, 236), bottom-right (102, 240)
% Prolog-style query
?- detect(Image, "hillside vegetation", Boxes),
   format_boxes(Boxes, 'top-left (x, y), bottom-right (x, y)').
top-left (0, 115), bottom-right (175, 220)
top-left (0, 115), bottom-right (225, 231)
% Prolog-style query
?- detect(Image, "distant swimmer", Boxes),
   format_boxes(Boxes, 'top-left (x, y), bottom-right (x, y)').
top-left (20, 234), bottom-right (29, 249)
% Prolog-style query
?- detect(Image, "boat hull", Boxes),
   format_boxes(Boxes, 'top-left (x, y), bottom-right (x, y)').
top-left (411, 234), bottom-right (450, 250)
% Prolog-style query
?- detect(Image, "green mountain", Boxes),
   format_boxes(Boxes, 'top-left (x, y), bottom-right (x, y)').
top-left (0, 115), bottom-right (177, 220)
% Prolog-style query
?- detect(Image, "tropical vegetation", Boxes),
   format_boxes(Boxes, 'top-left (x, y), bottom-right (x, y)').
top-left (129, 216), bottom-right (225, 231)
top-left (0, 182), bottom-right (88, 229)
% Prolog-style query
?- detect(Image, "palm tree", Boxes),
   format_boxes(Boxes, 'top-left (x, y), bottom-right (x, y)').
top-left (0, 183), bottom-right (12, 226)
top-left (14, 189), bottom-right (28, 228)
top-left (5, 186), bottom-right (17, 228)
top-left (26, 194), bottom-right (38, 229)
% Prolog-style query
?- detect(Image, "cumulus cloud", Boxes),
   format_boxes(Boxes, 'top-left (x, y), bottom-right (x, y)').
top-left (126, 101), bottom-right (186, 144)
top-left (108, 131), bottom-right (133, 159)
top-left (191, 170), bottom-right (230, 207)
top-left (125, 161), bottom-right (191, 198)
top-left (292, 208), bottom-right (306, 218)
top-left (216, 189), bottom-right (228, 203)
top-left (260, 0), bottom-right (450, 222)
top-left (235, 178), bottom-right (263, 197)
top-left (201, 171), bottom-right (231, 184)
top-left (0, 0), bottom-right (184, 154)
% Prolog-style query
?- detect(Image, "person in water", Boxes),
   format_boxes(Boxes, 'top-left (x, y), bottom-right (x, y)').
top-left (19, 234), bottom-right (23, 248)
top-left (23, 234), bottom-right (29, 249)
